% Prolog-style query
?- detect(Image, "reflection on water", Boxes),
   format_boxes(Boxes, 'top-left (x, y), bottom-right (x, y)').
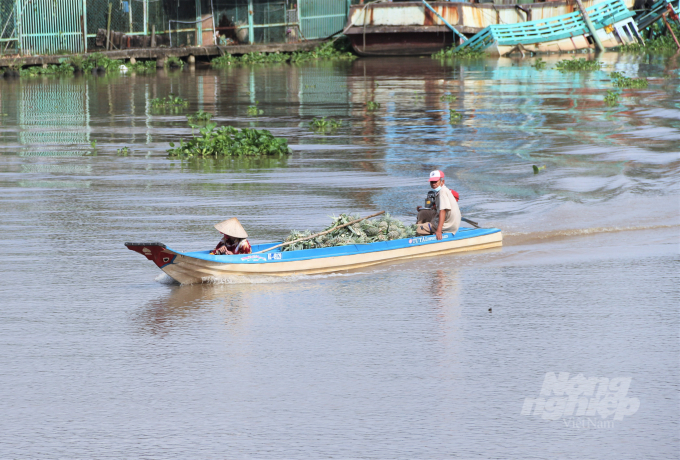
top-left (0, 53), bottom-right (677, 458)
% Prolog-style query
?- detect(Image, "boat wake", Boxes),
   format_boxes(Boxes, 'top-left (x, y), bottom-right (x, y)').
top-left (200, 271), bottom-right (363, 286)
top-left (154, 273), bottom-right (179, 285)
top-left (504, 223), bottom-right (678, 246)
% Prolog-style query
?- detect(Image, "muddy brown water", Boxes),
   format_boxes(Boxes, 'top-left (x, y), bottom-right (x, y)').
top-left (0, 53), bottom-right (678, 458)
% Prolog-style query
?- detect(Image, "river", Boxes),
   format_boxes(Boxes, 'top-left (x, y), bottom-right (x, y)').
top-left (0, 53), bottom-right (678, 458)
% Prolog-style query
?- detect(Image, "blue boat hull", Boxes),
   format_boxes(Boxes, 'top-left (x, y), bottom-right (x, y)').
top-left (126, 227), bottom-right (503, 284)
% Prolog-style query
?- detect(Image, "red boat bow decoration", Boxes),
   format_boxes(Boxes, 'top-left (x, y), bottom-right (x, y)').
top-left (125, 242), bottom-right (176, 268)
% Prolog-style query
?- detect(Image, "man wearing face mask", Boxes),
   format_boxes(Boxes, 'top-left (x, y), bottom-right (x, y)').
top-left (415, 170), bottom-right (461, 240)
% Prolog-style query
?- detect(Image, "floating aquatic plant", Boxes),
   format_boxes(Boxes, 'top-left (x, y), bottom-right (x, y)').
top-left (440, 94), bottom-right (457, 102)
top-left (604, 90), bottom-right (621, 106)
top-left (19, 62), bottom-right (74, 77)
top-left (128, 60), bottom-right (156, 73)
top-left (532, 58), bottom-right (547, 70)
top-left (281, 213), bottom-right (416, 252)
top-left (432, 46), bottom-right (485, 60)
top-left (610, 72), bottom-right (648, 88)
top-left (533, 165), bottom-right (546, 174)
top-left (366, 101), bottom-right (381, 111)
top-left (243, 51), bottom-right (290, 64)
top-left (211, 38), bottom-right (356, 68)
top-left (554, 58), bottom-right (602, 71)
top-left (290, 38), bottom-right (357, 63)
top-left (167, 124), bottom-right (291, 159)
top-left (83, 52), bottom-right (123, 73)
top-left (67, 54), bottom-right (85, 71)
top-left (246, 102), bottom-right (264, 116)
top-left (309, 117), bottom-right (342, 133)
top-left (151, 94), bottom-right (188, 109)
top-left (117, 146), bottom-right (131, 156)
top-left (449, 109), bottom-right (462, 123)
top-left (187, 111), bottom-right (213, 124)
top-left (165, 56), bottom-right (185, 69)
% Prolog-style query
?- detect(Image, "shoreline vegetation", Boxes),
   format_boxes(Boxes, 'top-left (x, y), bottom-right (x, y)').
top-left (0, 38), bottom-right (356, 78)
top-left (2, 21), bottom-right (677, 79)
top-left (210, 38), bottom-right (357, 68)
top-left (618, 22), bottom-right (680, 54)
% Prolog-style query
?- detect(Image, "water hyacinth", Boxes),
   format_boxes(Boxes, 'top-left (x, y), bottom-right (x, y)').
top-left (282, 213), bottom-right (416, 252)
top-left (167, 124), bottom-right (291, 159)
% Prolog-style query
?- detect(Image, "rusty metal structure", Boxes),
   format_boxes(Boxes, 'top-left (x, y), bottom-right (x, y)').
top-left (343, 0), bottom-right (637, 55)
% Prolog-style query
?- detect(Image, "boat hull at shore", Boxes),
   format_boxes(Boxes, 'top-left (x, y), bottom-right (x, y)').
top-left (125, 227), bottom-right (503, 285)
top-left (344, 0), bottom-right (636, 56)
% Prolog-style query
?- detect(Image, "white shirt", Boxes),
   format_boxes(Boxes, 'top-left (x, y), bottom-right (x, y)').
top-left (431, 185), bottom-right (461, 234)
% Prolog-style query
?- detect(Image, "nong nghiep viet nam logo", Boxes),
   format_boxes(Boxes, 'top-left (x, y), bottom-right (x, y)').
top-left (521, 372), bottom-right (639, 425)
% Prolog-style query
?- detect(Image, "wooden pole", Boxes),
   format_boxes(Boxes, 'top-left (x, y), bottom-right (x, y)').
top-left (254, 211), bottom-right (386, 254)
top-left (574, 0), bottom-right (605, 52)
top-left (662, 13), bottom-right (680, 50)
top-left (106, 3), bottom-right (112, 51)
top-left (80, 15), bottom-right (87, 53)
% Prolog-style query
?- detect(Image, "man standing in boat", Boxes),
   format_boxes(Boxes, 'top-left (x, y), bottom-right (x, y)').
top-left (416, 170), bottom-right (461, 240)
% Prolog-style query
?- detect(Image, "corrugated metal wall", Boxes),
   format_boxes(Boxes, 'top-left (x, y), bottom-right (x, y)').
top-left (0, 0), bottom-right (355, 55)
top-left (299, 0), bottom-right (350, 40)
top-left (16, 0), bottom-right (87, 54)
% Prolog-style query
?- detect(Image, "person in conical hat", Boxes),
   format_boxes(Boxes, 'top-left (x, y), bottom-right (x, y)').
top-left (211, 218), bottom-right (252, 255)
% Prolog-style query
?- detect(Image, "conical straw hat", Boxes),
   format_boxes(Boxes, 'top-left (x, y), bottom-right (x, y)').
top-left (214, 218), bottom-right (248, 238)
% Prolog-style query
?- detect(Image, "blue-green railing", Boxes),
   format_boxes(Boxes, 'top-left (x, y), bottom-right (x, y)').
top-left (457, 0), bottom-right (635, 51)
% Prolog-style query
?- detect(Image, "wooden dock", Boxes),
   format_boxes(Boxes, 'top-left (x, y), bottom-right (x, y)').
top-left (0, 41), bottom-right (324, 69)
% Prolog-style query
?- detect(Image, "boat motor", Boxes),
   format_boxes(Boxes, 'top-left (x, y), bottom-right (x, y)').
top-left (423, 190), bottom-right (437, 210)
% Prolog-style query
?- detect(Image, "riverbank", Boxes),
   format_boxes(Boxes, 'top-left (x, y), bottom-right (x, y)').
top-left (0, 40), bottom-right (324, 70)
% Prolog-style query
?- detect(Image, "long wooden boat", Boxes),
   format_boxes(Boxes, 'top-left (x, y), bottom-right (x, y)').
top-left (125, 227), bottom-right (502, 285)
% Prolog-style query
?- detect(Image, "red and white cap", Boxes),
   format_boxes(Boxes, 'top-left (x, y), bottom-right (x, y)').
top-left (429, 170), bottom-right (445, 182)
